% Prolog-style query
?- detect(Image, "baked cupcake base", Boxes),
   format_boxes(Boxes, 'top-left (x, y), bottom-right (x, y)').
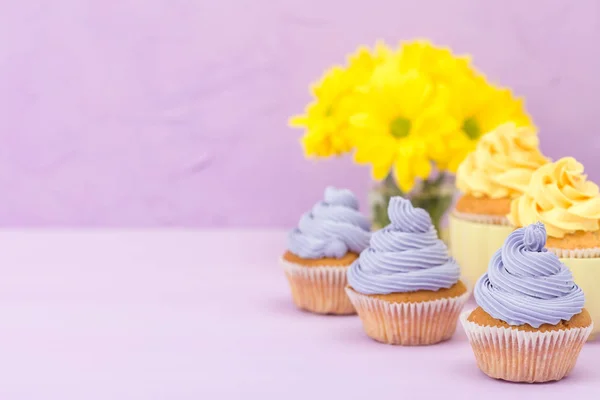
top-left (281, 251), bottom-right (358, 315)
top-left (461, 308), bottom-right (593, 383)
top-left (546, 230), bottom-right (600, 258)
top-left (346, 282), bottom-right (469, 345)
top-left (454, 194), bottom-right (512, 225)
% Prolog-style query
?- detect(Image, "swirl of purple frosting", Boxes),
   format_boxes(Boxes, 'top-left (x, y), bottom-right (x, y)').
top-left (474, 222), bottom-right (585, 328)
top-left (287, 187), bottom-right (371, 259)
top-left (347, 197), bottom-right (460, 294)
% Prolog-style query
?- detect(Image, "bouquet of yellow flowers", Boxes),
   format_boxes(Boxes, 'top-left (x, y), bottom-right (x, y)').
top-left (289, 40), bottom-right (532, 231)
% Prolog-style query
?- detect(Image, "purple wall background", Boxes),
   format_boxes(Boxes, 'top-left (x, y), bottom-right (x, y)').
top-left (0, 0), bottom-right (599, 227)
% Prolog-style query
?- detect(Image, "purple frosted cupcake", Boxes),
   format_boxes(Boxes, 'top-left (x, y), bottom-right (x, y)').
top-left (281, 187), bottom-right (371, 315)
top-left (461, 222), bottom-right (593, 382)
top-left (346, 197), bottom-right (469, 345)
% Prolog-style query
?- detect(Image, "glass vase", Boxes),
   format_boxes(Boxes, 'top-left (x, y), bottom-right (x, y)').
top-left (368, 173), bottom-right (456, 241)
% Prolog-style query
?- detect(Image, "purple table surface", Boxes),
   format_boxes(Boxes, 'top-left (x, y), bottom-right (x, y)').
top-left (0, 230), bottom-right (598, 399)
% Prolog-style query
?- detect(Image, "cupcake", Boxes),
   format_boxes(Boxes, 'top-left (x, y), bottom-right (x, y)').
top-left (462, 222), bottom-right (592, 383)
top-left (509, 157), bottom-right (600, 338)
top-left (281, 187), bottom-right (371, 315)
top-left (450, 122), bottom-right (549, 287)
top-left (346, 197), bottom-right (469, 345)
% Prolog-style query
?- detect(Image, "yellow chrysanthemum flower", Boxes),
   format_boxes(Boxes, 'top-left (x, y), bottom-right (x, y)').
top-left (289, 43), bottom-right (393, 158)
top-left (346, 41), bottom-right (393, 82)
top-left (289, 38), bottom-right (533, 195)
top-left (433, 74), bottom-right (533, 172)
top-left (384, 39), bottom-right (473, 83)
top-left (289, 67), bottom-right (355, 157)
top-left (351, 70), bottom-right (458, 192)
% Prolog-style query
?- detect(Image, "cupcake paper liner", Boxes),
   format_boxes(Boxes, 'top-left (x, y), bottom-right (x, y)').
top-left (460, 310), bottom-right (593, 383)
top-left (280, 259), bottom-right (355, 315)
top-left (452, 211), bottom-right (511, 226)
top-left (345, 288), bottom-right (470, 345)
top-left (547, 246), bottom-right (600, 259)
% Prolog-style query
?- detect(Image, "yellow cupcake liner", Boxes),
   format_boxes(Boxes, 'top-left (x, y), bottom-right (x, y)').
top-left (280, 259), bottom-right (356, 315)
top-left (547, 247), bottom-right (600, 259)
top-left (461, 311), bottom-right (592, 383)
top-left (451, 211), bottom-right (510, 226)
top-left (345, 288), bottom-right (469, 345)
top-left (449, 214), bottom-right (514, 288)
top-left (559, 256), bottom-right (600, 340)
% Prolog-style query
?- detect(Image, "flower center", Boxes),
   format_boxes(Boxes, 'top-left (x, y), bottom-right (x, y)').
top-left (390, 117), bottom-right (411, 139)
top-left (462, 117), bottom-right (481, 139)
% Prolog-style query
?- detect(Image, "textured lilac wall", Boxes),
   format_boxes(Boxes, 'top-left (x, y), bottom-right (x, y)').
top-left (0, 0), bottom-right (599, 227)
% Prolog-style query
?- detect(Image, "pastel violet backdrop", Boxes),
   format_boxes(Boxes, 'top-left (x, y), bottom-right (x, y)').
top-left (0, 0), bottom-right (599, 227)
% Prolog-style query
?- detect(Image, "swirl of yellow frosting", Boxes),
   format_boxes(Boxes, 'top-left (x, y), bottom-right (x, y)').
top-left (456, 123), bottom-right (549, 199)
top-left (509, 157), bottom-right (600, 238)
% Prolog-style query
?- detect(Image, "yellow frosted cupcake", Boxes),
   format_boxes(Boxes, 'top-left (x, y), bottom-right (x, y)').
top-left (449, 122), bottom-right (549, 286)
top-left (509, 157), bottom-right (600, 338)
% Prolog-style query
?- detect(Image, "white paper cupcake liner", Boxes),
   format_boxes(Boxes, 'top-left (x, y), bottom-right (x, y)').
top-left (452, 211), bottom-right (511, 226)
top-left (345, 288), bottom-right (470, 345)
top-left (547, 246), bottom-right (600, 259)
top-left (460, 310), bottom-right (593, 382)
top-left (280, 259), bottom-right (355, 315)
